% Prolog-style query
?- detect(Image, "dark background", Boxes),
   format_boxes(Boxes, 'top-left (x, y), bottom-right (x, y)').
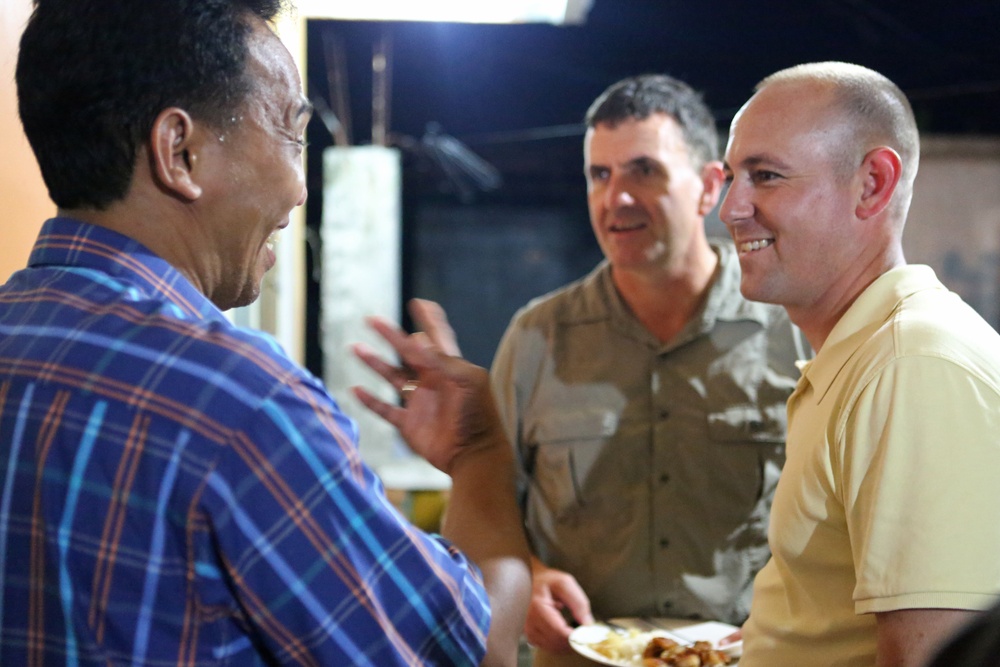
top-left (302, 0), bottom-right (1000, 374)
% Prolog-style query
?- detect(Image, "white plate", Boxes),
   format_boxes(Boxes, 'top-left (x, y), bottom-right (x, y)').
top-left (568, 618), bottom-right (742, 666)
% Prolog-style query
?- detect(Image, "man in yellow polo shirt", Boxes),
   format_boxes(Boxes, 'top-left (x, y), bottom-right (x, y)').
top-left (721, 61), bottom-right (1000, 667)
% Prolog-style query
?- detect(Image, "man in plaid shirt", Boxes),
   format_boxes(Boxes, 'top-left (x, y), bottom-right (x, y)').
top-left (0, 0), bottom-right (529, 665)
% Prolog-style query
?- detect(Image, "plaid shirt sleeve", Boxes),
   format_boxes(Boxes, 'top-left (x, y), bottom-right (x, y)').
top-left (197, 369), bottom-right (492, 666)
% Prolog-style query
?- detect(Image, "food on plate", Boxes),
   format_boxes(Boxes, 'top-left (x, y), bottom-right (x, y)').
top-left (590, 629), bottom-right (650, 662)
top-left (590, 629), bottom-right (731, 666)
top-left (641, 636), bottom-right (731, 666)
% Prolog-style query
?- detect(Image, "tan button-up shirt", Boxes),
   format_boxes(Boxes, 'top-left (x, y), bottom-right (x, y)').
top-left (491, 240), bottom-right (805, 624)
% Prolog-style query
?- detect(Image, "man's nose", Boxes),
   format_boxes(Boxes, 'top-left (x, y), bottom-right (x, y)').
top-left (604, 175), bottom-right (635, 208)
top-left (719, 179), bottom-right (751, 226)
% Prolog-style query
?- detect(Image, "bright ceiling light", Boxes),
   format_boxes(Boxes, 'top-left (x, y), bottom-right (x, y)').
top-left (297, 0), bottom-right (592, 24)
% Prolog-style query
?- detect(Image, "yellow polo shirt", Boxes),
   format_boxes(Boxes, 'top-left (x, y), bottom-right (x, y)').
top-left (741, 265), bottom-right (1000, 666)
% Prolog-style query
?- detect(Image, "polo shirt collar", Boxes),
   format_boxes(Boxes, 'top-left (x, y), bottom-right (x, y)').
top-left (799, 264), bottom-right (945, 403)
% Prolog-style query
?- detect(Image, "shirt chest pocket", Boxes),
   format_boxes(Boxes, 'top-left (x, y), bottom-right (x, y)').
top-left (707, 404), bottom-right (785, 442)
top-left (706, 404), bottom-right (786, 505)
top-left (526, 409), bottom-right (619, 520)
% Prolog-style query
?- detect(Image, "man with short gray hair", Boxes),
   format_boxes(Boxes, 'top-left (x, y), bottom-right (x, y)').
top-left (722, 61), bottom-right (1000, 667)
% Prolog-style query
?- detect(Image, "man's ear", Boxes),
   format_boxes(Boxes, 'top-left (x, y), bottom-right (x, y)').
top-left (856, 146), bottom-right (902, 220)
top-left (149, 107), bottom-right (204, 201)
top-left (698, 160), bottom-right (726, 216)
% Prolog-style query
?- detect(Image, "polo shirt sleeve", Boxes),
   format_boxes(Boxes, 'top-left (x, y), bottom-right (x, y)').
top-left (841, 354), bottom-right (1000, 615)
top-left (199, 378), bottom-right (491, 665)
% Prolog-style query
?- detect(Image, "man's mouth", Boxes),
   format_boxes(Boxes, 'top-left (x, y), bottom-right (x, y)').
top-left (738, 238), bottom-right (774, 253)
top-left (609, 220), bottom-right (645, 232)
top-left (266, 228), bottom-right (281, 252)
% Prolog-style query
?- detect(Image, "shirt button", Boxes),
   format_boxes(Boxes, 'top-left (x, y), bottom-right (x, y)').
top-left (662, 601), bottom-right (673, 613)
top-left (659, 538), bottom-right (670, 548)
top-left (659, 473), bottom-right (670, 484)
top-left (658, 409), bottom-right (670, 420)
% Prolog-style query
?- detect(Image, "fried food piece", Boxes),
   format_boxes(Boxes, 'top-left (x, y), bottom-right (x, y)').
top-left (641, 637), bottom-right (731, 666)
top-left (643, 636), bottom-right (681, 658)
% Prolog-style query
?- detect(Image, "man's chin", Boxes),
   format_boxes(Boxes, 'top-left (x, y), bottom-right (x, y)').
top-left (738, 279), bottom-right (780, 306)
top-left (229, 288), bottom-right (261, 311)
top-left (214, 274), bottom-right (263, 312)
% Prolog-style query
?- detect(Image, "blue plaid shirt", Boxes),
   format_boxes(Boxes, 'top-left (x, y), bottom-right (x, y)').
top-left (0, 217), bottom-right (489, 666)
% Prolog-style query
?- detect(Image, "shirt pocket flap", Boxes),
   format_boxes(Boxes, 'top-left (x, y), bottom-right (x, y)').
top-left (707, 405), bottom-right (785, 443)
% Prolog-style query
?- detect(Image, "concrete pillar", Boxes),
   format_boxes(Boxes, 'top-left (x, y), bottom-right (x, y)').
top-left (321, 146), bottom-right (405, 470)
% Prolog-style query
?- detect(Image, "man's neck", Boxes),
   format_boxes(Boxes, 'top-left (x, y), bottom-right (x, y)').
top-left (611, 242), bottom-right (720, 344)
top-left (791, 250), bottom-right (907, 353)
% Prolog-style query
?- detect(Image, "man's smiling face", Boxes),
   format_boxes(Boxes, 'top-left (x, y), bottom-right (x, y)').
top-left (720, 81), bottom-right (863, 319)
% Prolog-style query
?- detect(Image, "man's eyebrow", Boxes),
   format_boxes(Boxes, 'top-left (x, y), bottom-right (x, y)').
top-left (626, 155), bottom-right (659, 168)
top-left (585, 156), bottom-right (660, 176)
top-left (729, 154), bottom-right (792, 171)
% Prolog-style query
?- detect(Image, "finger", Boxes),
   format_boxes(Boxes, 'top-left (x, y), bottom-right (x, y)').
top-left (530, 605), bottom-right (573, 653)
top-left (365, 317), bottom-right (440, 376)
top-left (537, 601), bottom-right (573, 634)
top-left (363, 316), bottom-right (409, 353)
top-left (549, 576), bottom-right (593, 626)
top-left (351, 343), bottom-right (408, 388)
top-left (719, 630), bottom-right (742, 646)
top-left (410, 299), bottom-right (461, 357)
top-left (350, 386), bottom-right (405, 426)
top-left (562, 595), bottom-right (593, 627)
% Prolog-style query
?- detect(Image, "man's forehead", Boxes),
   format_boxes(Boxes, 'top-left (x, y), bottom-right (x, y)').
top-left (728, 85), bottom-right (831, 149)
top-left (248, 25), bottom-right (296, 83)
top-left (245, 22), bottom-right (309, 118)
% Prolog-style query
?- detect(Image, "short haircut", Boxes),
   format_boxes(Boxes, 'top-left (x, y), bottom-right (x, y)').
top-left (757, 62), bottom-right (920, 215)
top-left (584, 74), bottom-right (719, 169)
top-left (16, 0), bottom-right (288, 210)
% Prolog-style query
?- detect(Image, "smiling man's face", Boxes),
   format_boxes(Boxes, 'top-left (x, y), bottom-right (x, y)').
top-left (197, 17), bottom-right (312, 310)
top-left (720, 81), bottom-right (864, 322)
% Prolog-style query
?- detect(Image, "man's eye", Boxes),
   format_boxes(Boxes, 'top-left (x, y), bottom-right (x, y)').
top-left (752, 170), bottom-right (781, 183)
top-left (630, 162), bottom-right (656, 178)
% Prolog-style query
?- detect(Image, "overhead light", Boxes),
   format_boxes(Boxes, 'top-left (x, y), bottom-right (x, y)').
top-left (296, 0), bottom-right (592, 24)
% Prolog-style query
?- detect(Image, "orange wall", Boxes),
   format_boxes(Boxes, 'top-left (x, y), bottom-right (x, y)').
top-left (1, 0), bottom-right (53, 281)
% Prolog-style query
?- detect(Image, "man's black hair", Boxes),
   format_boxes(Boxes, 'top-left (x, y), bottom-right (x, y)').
top-left (16, 0), bottom-right (288, 209)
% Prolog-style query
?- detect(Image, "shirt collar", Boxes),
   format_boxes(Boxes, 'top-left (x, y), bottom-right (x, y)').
top-left (28, 217), bottom-right (222, 321)
top-left (701, 239), bottom-right (783, 327)
top-left (581, 239), bottom-right (781, 349)
top-left (799, 264), bottom-right (945, 402)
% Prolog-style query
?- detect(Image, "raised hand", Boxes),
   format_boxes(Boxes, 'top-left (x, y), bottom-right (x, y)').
top-left (351, 298), bottom-right (501, 474)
